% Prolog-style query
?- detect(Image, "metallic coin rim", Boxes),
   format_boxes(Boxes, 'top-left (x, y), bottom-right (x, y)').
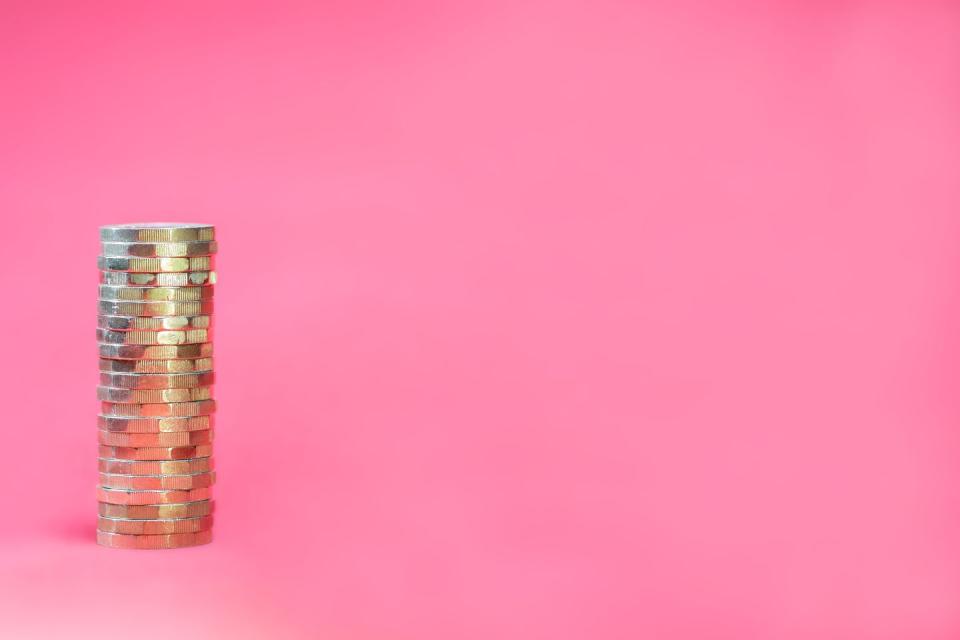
top-left (96, 529), bottom-right (213, 548)
top-left (98, 457), bottom-right (214, 474)
top-left (97, 285), bottom-right (215, 302)
top-left (100, 224), bottom-right (215, 243)
top-left (97, 429), bottom-right (214, 446)
top-left (96, 486), bottom-right (213, 505)
top-left (98, 256), bottom-right (215, 273)
top-left (97, 315), bottom-right (213, 330)
top-left (98, 444), bottom-right (213, 460)
top-left (99, 371), bottom-right (215, 389)
top-left (98, 500), bottom-right (214, 519)
top-left (101, 240), bottom-right (218, 258)
top-left (97, 342), bottom-right (214, 360)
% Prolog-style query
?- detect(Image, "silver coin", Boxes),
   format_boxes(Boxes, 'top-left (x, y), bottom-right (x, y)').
top-left (98, 255), bottom-right (215, 273)
top-left (99, 223), bottom-right (215, 243)
top-left (98, 299), bottom-right (214, 317)
top-left (97, 314), bottom-right (212, 331)
top-left (96, 328), bottom-right (212, 345)
top-left (98, 286), bottom-right (214, 302)
top-left (100, 371), bottom-right (215, 389)
top-left (101, 241), bottom-right (218, 258)
top-left (100, 271), bottom-right (216, 286)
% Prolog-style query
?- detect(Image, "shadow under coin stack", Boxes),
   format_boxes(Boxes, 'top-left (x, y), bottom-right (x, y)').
top-left (96, 223), bottom-right (217, 549)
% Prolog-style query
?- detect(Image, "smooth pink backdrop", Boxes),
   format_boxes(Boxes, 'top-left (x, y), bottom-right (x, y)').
top-left (2, 2), bottom-right (960, 638)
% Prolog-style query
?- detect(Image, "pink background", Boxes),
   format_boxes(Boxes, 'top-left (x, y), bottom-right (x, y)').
top-left (1, 1), bottom-right (960, 638)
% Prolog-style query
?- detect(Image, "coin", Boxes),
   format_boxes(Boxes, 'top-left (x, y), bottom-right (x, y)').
top-left (97, 386), bottom-right (214, 403)
top-left (97, 514), bottom-right (214, 535)
top-left (100, 223), bottom-right (215, 243)
top-left (96, 529), bottom-right (212, 548)
top-left (101, 240), bottom-right (218, 258)
top-left (99, 457), bottom-right (214, 475)
top-left (99, 270), bottom-right (216, 286)
top-left (97, 487), bottom-right (213, 505)
top-left (97, 328), bottom-right (212, 345)
top-left (99, 371), bottom-right (215, 389)
top-left (99, 358), bottom-right (214, 374)
top-left (98, 445), bottom-right (213, 460)
top-left (97, 343), bottom-right (213, 360)
top-left (99, 471), bottom-right (216, 490)
top-left (98, 315), bottom-right (212, 331)
top-left (99, 500), bottom-right (214, 519)
top-left (100, 400), bottom-right (216, 417)
top-left (99, 415), bottom-right (213, 433)
top-left (98, 285), bottom-right (215, 302)
top-left (98, 256), bottom-right (215, 273)
top-left (98, 300), bottom-right (214, 316)
top-left (98, 429), bottom-right (214, 446)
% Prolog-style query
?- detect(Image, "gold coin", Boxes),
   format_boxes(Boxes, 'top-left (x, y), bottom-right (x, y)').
top-left (100, 224), bottom-right (215, 243)
top-left (97, 514), bottom-right (213, 535)
top-left (98, 415), bottom-right (213, 433)
top-left (98, 300), bottom-right (213, 316)
top-left (99, 500), bottom-right (214, 519)
top-left (97, 386), bottom-right (214, 403)
top-left (97, 514), bottom-right (214, 535)
top-left (100, 399), bottom-right (217, 417)
top-left (97, 343), bottom-right (213, 360)
top-left (98, 429), bottom-right (214, 446)
top-left (98, 444), bottom-right (213, 460)
top-left (97, 486), bottom-right (213, 505)
top-left (98, 256), bottom-right (215, 273)
top-left (99, 457), bottom-right (214, 475)
top-left (99, 471), bottom-right (216, 490)
top-left (101, 240), bottom-right (218, 258)
top-left (96, 529), bottom-right (212, 548)
top-left (98, 315), bottom-right (212, 331)
top-left (99, 358), bottom-right (214, 374)
top-left (97, 328), bottom-right (212, 345)
top-left (99, 270), bottom-right (216, 286)
top-left (99, 371), bottom-right (215, 389)
top-left (98, 286), bottom-right (215, 302)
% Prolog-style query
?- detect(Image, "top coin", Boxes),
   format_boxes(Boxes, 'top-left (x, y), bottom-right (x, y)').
top-left (101, 241), bottom-right (218, 258)
top-left (100, 223), bottom-right (215, 243)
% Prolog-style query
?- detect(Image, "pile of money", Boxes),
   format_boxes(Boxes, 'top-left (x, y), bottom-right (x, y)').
top-left (96, 223), bottom-right (217, 549)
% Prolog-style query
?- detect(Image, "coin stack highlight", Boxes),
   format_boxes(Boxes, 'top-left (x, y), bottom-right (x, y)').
top-left (97, 223), bottom-right (217, 549)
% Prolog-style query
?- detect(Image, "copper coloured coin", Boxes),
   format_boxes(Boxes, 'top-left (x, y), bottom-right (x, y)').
top-left (100, 399), bottom-right (216, 417)
top-left (98, 457), bottom-right (214, 475)
top-left (99, 471), bottom-right (216, 490)
top-left (98, 500), bottom-right (214, 519)
top-left (97, 386), bottom-right (214, 403)
top-left (98, 429), bottom-right (213, 447)
top-left (97, 486), bottom-right (212, 505)
top-left (98, 445), bottom-right (213, 460)
top-left (97, 529), bottom-right (213, 549)
top-left (98, 415), bottom-right (213, 433)
top-left (99, 357), bottom-right (213, 374)
top-left (99, 372), bottom-right (215, 389)
top-left (97, 515), bottom-right (214, 535)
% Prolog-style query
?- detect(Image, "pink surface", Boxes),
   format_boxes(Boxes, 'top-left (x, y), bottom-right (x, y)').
top-left (1, 1), bottom-right (960, 638)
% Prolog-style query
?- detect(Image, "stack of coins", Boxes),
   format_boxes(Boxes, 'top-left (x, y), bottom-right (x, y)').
top-left (96, 223), bottom-right (217, 549)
